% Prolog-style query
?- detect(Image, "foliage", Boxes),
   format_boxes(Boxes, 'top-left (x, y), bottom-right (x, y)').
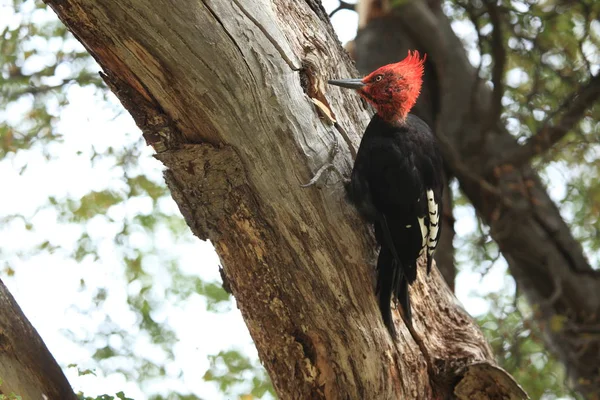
top-left (442, 0), bottom-right (600, 395)
top-left (433, 0), bottom-right (599, 397)
top-left (0, 394), bottom-right (22, 400)
top-left (77, 392), bottom-right (134, 400)
top-left (452, 188), bottom-right (581, 398)
top-left (1, 0), bottom-right (598, 399)
top-left (445, 0), bottom-right (600, 263)
top-left (0, 379), bottom-right (22, 400)
top-left (478, 292), bottom-right (582, 400)
top-left (203, 350), bottom-right (274, 399)
top-left (0, 0), bottom-right (102, 158)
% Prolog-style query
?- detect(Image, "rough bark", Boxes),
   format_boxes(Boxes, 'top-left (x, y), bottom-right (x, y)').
top-left (43, 0), bottom-right (526, 398)
top-left (0, 279), bottom-right (77, 400)
top-left (355, 1), bottom-right (600, 397)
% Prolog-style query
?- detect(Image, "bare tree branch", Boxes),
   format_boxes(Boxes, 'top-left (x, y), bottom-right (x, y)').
top-left (577, 3), bottom-right (592, 74)
top-left (524, 65), bottom-right (541, 106)
top-left (497, 72), bottom-right (600, 168)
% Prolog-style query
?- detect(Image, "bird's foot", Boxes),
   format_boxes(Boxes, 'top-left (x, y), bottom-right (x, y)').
top-left (300, 133), bottom-right (349, 187)
top-left (300, 163), bottom-right (348, 187)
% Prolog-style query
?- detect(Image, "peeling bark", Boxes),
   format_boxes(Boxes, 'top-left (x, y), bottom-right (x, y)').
top-left (0, 279), bottom-right (77, 400)
top-left (42, 0), bottom-right (527, 398)
top-left (454, 363), bottom-right (528, 400)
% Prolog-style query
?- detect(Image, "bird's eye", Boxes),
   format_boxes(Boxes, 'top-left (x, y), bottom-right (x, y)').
top-left (375, 75), bottom-right (383, 82)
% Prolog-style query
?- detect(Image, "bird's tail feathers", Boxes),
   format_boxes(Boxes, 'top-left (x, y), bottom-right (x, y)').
top-left (376, 246), bottom-right (399, 337)
top-left (404, 259), bottom-right (418, 284)
top-left (426, 253), bottom-right (433, 275)
top-left (397, 276), bottom-right (412, 326)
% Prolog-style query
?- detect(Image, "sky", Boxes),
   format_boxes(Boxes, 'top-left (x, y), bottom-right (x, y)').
top-left (0, 0), bottom-right (572, 399)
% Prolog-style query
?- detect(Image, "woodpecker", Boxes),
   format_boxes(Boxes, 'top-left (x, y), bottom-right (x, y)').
top-left (328, 51), bottom-right (443, 336)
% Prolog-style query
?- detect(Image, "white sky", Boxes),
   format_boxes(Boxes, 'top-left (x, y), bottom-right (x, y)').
top-left (0, 0), bottom-right (579, 399)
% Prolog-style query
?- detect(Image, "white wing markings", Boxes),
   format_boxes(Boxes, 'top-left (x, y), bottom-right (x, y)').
top-left (417, 216), bottom-right (427, 256)
top-left (426, 189), bottom-right (439, 258)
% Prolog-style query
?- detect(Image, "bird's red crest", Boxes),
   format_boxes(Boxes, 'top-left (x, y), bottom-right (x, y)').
top-left (360, 50), bottom-right (426, 122)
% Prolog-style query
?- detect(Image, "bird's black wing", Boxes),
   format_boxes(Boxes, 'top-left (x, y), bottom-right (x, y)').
top-left (405, 115), bottom-right (444, 274)
top-left (346, 132), bottom-right (427, 330)
top-left (366, 138), bottom-right (429, 279)
top-left (369, 139), bottom-right (429, 328)
top-left (346, 114), bottom-right (443, 331)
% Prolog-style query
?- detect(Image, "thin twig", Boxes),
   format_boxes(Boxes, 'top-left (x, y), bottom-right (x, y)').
top-left (462, 1), bottom-right (488, 150)
top-left (497, 72), bottom-right (600, 168)
top-left (485, 0), bottom-right (506, 132)
top-left (9, 80), bottom-right (73, 97)
top-left (524, 66), bottom-right (541, 106)
top-left (577, 4), bottom-right (592, 74)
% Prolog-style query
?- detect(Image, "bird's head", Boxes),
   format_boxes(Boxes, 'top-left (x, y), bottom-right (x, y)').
top-left (328, 50), bottom-right (426, 123)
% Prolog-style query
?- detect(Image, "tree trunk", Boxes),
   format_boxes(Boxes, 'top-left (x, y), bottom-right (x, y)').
top-left (0, 279), bottom-right (77, 400)
top-left (43, 0), bottom-right (527, 398)
top-left (354, 1), bottom-right (600, 397)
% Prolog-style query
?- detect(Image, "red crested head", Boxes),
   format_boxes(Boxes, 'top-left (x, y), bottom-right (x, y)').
top-left (329, 50), bottom-right (426, 123)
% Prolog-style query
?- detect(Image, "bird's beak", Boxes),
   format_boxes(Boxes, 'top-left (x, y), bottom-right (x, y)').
top-left (327, 78), bottom-right (365, 90)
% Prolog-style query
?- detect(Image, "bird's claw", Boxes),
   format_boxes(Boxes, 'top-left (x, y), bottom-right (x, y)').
top-left (301, 132), bottom-right (348, 187)
top-left (300, 163), bottom-right (347, 187)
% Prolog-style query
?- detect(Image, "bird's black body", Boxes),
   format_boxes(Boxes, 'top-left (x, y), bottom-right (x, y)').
top-left (346, 113), bottom-right (444, 335)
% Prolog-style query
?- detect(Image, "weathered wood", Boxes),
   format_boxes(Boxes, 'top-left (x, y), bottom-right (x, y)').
top-left (0, 279), bottom-right (77, 400)
top-left (454, 363), bottom-right (528, 400)
top-left (43, 0), bottom-right (524, 398)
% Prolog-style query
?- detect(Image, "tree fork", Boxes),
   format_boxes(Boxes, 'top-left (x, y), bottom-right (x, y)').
top-left (43, 0), bottom-right (527, 398)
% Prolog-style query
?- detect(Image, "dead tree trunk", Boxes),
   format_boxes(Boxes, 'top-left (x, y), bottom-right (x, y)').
top-left (0, 279), bottom-right (77, 399)
top-left (44, 0), bottom-right (527, 398)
